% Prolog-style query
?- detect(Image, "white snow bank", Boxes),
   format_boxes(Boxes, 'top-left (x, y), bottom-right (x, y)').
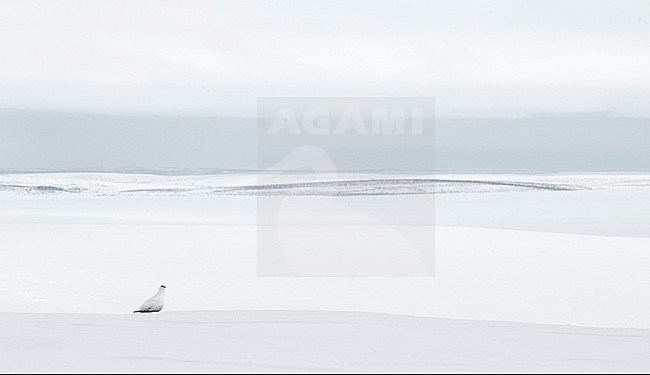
top-left (3, 223), bottom-right (650, 328)
top-left (1, 310), bottom-right (649, 373)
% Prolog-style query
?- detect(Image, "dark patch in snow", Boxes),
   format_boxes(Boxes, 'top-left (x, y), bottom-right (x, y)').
top-left (0, 184), bottom-right (83, 193)
top-left (210, 179), bottom-right (583, 196)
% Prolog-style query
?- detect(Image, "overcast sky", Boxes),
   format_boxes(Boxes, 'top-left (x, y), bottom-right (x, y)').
top-left (1, 0), bottom-right (649, 117)
top-left (0, 0), bottom-right (649, 171)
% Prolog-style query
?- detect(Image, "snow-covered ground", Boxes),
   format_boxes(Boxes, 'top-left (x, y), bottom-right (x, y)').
top-left (2, 310), bottom-right (650, 373)
top-left (2, 172), bottom-right (650, 371)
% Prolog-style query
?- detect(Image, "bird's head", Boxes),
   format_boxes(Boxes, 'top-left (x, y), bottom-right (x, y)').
top-left (160, 285), bottom-right (166, 289)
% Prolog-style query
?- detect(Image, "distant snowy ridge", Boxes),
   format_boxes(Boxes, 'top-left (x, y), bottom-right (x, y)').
top-left (1, 178), bottom-right (577, 196)
top-left (2, 173), bottom-right (650, 196)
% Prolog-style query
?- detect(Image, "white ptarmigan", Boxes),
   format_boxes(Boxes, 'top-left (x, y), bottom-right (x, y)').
top-left (133, 285), bottom-right (166, 313)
